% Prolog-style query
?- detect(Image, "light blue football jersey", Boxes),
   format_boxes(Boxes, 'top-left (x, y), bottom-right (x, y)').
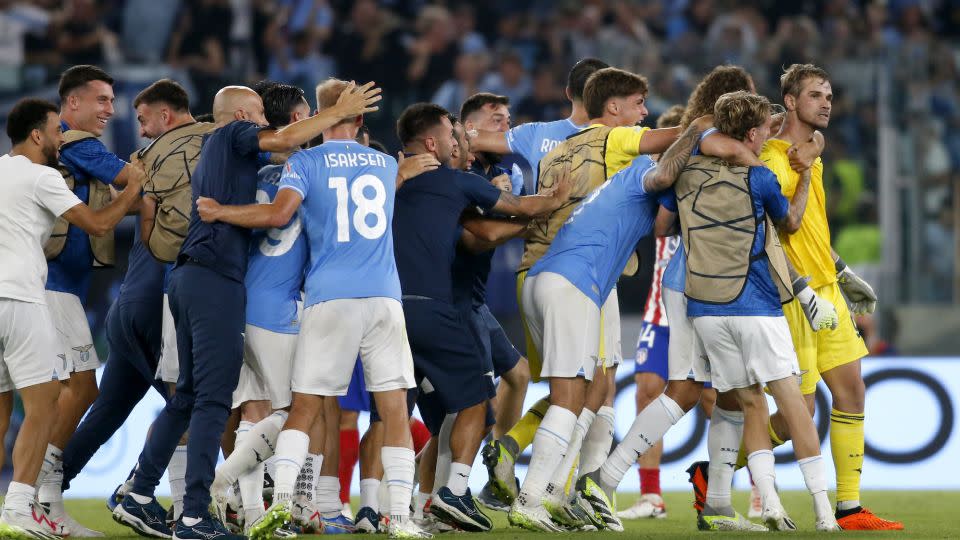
top-left (245, 164), bottom-right (308, 334)
top-left (506, 118), bottom-right (584, 192)
top-left (529, 156), bottom-right (659, 308)
top-left (279, 140), bottom-right (401, 307)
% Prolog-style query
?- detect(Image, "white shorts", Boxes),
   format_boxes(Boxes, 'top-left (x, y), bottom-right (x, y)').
top-left (0, 299), bottom-right (61, 392)
top-left (156, 294), bottom-right (179, 384)
top-left (521, 272), bottom-right (600, 381)
top-left (600, 288), bottom-right (622, 369)
top-left (663, 287), bottom-right (709, 382)
top-left (292, 297), bottom-right (414, 396)
top-left (45, 290), bottom-right (99, 375)
top-left (691, 316), bottom-right (800, 393)
top-left (232, 324), bottom-right (295, 410)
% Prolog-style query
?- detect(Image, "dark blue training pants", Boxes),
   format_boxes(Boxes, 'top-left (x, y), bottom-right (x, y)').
top-left (131, 263), bottom-right (244, 519)
top-left (62, 297), bottom-right (165, 491)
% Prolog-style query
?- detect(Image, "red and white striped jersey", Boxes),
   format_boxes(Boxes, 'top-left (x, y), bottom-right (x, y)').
top-left (642, 235), bottom-right (681, 326)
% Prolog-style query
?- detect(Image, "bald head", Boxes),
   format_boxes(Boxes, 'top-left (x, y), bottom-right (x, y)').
top-left (212, 86), bottom-right (267, 126)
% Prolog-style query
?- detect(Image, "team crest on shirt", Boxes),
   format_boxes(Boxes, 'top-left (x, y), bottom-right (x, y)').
top-left (636, 348), bottom-right (648, 365)
top-left (72, 344), bottom-right (94, 364)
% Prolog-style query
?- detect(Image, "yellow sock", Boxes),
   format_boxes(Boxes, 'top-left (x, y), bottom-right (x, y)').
top-left (505, 397), bottom-right (550, 453)
top-left (830, 408), bottom-right (864, 504)
top-left (735, 419), bottom-right (786, 469)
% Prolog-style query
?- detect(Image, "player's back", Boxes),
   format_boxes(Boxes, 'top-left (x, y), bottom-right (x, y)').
top-left (506, 118), bottom-right (582, 191)
top-left (280, 140), bottom-right (400, 307)
top-left (245, 163), bottom-right (307, 332)
top-left (532, 156), bottom-right (658, 307)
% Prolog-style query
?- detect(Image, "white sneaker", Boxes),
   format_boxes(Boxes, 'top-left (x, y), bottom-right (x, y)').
top-left (41, 500), bottom-right (104, 537)
top-left (340, 502), bottom-right (354, 521)
top-left (1, 506), bottom-right (63, 539)
top-left (762, 505), bottom-right (798, 531)
top-left (388, 518), bottom-right (433, 539)
top-left (816, 517), bottom-right (841, 531)
top-left (291, 496), bottom-right (322, 533)
top-left (748, 485), bottom-right (763, 518)
top-left (616, 493), bottom-right (667, 519)
top-left (412, 515), bottom-right (456, 534)
top-left (507, 502), bottom-right (563, 533)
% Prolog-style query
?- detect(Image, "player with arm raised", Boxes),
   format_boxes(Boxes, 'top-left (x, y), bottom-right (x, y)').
top-left (113, 80), bottom-right (379, 540)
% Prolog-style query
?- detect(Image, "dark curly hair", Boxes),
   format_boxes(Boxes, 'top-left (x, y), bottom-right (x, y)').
top-left (680, 65), bottom-right (754, 129)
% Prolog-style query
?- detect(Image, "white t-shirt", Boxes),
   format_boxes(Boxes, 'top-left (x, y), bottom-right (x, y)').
top-left (0, 154), bottom-right (82, 304)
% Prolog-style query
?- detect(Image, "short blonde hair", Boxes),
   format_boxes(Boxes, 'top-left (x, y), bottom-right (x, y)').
top-left (656, 105), bottom-right (685, 129)
top-left (315, 78), bottom-right (350, 112)
top-left (714, 91), bottom-right (770, 141)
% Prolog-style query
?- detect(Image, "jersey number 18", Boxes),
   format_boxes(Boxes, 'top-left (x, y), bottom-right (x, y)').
top-left (329, 174), bottom-right (387, 242)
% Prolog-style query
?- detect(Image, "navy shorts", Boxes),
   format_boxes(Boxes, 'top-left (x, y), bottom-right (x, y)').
top-left (338, 360), bottom-right (371, 412)
top-left (417, 388), bottom-right (496, 436)
top-left (403, 298), bottom-right (496, 433)
top-left (469, 304), bottom-right (521, 378)
top-left (634, 322), bottom-right (669, 379)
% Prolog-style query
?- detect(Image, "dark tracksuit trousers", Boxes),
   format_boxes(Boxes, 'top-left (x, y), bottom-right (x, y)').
top-left (61, 296), bottom-right (166, 491)
top-left (131, 262), bottom-right (244, 518)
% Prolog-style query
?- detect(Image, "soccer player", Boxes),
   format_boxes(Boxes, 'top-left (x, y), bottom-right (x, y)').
top-left (56, 79), bottom-right (197, 536)
top-left (761, 64), bottom-right (901, 530)
top-left (617, 104), bottom-right (686, 521)
top-left (0, 98), bottom-right (142, 538)
top-left (196, 78), bottom-right (431, 540)
top-left (36, 65), bottom-right (149, 528)
top-left (113, 82), bottom-right (380, 540)
top-left (678, 91), bottom-right (839, 531)
top-left (391, 103), bottom-right (570, 532)
top-left (468, 58), bottom-right (612, 504)
top-left (457, 92), bottom-right (530, 457)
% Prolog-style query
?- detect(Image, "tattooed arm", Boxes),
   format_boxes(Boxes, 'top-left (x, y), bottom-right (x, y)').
top-left (642, 118), bottom-right (707, 193)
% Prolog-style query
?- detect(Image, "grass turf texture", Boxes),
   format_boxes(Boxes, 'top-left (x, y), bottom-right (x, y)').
top-left (14, 491), bottom-right (946, 538)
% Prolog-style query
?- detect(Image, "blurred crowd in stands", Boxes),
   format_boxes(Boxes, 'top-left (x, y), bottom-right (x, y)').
top-left (1, 0), bottom-right (958, 301)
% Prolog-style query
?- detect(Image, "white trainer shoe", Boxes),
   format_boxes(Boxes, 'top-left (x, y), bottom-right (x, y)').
top-left (617, 493), bottom-right (667, 519)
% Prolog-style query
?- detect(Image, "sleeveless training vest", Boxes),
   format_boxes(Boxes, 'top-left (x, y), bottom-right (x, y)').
top-left (139, 121), bottom-right (214, 262)
top-left (43, 129), bottom-right (115, 267)
top-left (519, 125), bottom-right (638, 276)
top-left (675, 155), bottom-right (793, 305)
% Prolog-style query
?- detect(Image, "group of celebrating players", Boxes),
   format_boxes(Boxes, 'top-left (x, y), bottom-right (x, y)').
top-left (0, 52), bottom-right (905, 540)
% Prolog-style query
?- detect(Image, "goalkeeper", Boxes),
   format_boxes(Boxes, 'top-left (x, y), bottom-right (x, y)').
top-left (759, 64), bottom-right (901, 531)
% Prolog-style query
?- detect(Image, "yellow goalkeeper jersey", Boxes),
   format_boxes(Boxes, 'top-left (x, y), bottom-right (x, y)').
top-left (760, 138), bottom-right (836, 288)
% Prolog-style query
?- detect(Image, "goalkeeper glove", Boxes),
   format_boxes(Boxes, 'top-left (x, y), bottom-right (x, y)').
top-left (793, 276), bottom-right (839, 331)
top-left (835, 257), bottom-right (877, 314)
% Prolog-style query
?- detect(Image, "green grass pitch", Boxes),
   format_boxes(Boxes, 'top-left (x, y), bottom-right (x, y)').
top-left (35, 490), bottom-right (952, 538)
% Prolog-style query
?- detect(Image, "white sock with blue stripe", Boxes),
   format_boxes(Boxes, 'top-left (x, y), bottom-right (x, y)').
top-left (273, 429), bottom-right (310, 504)
top-left (519, 405), bottom-right (577, 504)
top-left (382, 446), bottom-right (415, 524)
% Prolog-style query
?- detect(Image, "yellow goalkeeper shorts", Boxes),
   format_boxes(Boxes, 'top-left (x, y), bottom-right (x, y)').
top-left (784, 281), bottom-right (869, 395)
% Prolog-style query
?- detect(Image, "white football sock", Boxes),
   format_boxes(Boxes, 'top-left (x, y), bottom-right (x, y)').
top-left (798, 455), bottom-right (833, 521)
top-left (433, 413), bottom-right (456, 495)
top-left (446, 462), bottom-right (472, 497)
top-left (747, 449), bottom-right (782, 510)
top-left (580, 405), bottom-right (615, 477)
top-left (518, 405), bottom-right (577, 503)
top-left (705, 407), bottom-right (743, 510)
top-left (316, 476), bottom-right (342, 518)
top-left (382, 446), bottom-right (416, 523)
top-left (295, 454), bottom-right (320, 500)
top-left (547, 408), bottom-right (594, 503)
top-left (598, 394), bottom-right (684, 494)
top-left (273, 429), bottom-right (310, 504)
top-left (234, 422), bottom-right (264, 524)
top-left (168, 445), bottom-right (188, 519)
top-left (359, 478), bottom-right (380, 513)
top-left (37, 444), bottom-right (63, 503)
top-left (217, 411), bottom-right (288, 486)
top-left (3, 482), bottom-right (36, 515)
top-left (413, 491), bottom-right (430, 519)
